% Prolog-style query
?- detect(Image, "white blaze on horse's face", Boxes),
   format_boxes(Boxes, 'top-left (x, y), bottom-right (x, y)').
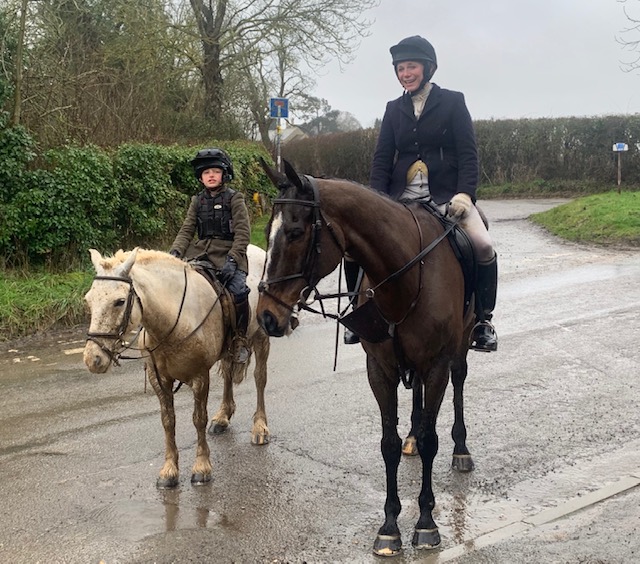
top-left (265, 210), bottom-right (284, 275)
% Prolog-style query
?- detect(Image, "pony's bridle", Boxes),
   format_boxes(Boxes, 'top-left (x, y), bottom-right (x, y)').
top-left (86, 275), bottom-right (141, 366)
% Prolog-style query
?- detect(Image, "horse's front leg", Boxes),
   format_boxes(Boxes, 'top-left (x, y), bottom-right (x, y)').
top-left (209, 358), bottom-right (236, 435)
top-left (191, 371), bottom-right (212, 485)
top-left (413, 358), bottom-right (450, 550)
top-left (450, 352), bottom-right (474, 472)
top-left (147, 363), bottom-right (179, 489)
top-left (367, 354), bottom-right (403, 557)
top-left (250, 329), bottom-right (270, 445)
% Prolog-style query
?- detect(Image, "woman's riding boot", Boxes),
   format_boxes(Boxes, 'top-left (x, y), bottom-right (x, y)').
top-left (470, 254), bottom-right (498, 352)
top-left (233, 296), bottom-right (251, 363)
top-left (343, 259), bottom-right (361, 344)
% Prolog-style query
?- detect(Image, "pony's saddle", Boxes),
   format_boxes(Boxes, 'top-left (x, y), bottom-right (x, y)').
top-left (188, 259), bottom-right (241, 333)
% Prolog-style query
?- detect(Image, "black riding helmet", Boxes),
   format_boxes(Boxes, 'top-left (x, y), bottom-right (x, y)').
top-left (390, 35), bottom-right (438, 89)
top-left (191, 148), bottom-right (234, 182)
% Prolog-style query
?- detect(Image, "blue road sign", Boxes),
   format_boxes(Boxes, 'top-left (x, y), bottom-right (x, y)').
top-left (270, 97), bottom-right (289, 118)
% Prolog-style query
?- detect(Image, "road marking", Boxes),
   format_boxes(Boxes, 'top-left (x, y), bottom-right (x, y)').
top-left (64, 347), bottom-right (85, 355)
top-left (424, 474), bottom-right (640, 562)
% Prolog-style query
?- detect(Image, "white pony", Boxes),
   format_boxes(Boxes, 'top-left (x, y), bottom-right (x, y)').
top-left (83, 245), bottom-right (270, 488)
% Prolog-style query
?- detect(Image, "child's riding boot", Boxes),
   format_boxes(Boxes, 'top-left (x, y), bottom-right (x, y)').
top-left (233, 296), bottom-right (251, 363)
top-left (343, 259), bottom-right (360, 344)
top-left (470, 254), bottom-right (498, 352)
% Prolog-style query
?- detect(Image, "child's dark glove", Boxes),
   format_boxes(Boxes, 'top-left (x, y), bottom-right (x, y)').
top-left (220, 256), bottom-right (237, 282)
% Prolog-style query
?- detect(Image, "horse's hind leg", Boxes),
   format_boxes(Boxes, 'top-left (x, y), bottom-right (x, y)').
top-left (191, 371), bottom-right (213, 485)
top-left (147, 365), bottom-right (179, 489)
top-left (450, 352), bottom-right (474, 472)
top-left (209, 358), bottom-right (236, 435)
top-left (402, 379), bottom-right (422, 456)
top-left (250, 329), bottom-right (270, 445)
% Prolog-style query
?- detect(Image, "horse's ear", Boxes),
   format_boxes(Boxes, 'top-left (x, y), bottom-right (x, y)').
top-left (283, 159), bottom-right (306, 192)
top-left (115, 247), bottom-right (139, 277)
top-left (89, 249), bottom-right (104, 274)
top-left (259, 157), bottom-right (284, 188)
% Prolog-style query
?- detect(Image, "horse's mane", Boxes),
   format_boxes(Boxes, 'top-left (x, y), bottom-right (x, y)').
top-left (99, 248), bottom-right (184, 271)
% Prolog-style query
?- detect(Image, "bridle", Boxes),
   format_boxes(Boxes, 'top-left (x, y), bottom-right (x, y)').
top-left (258, 176), bottom-right (458, 325)
top-left (258, 175), bottom-right (346, 317)
top-left (85, 275), bottom-right (142, 367)
top-left (86, 267), bottom-right (203, 367)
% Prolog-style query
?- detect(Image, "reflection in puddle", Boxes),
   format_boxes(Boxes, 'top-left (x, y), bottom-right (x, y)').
top-left (450, 491), bottom-right (468, 545)
top-left (160, 489), bottom-right (211, 532)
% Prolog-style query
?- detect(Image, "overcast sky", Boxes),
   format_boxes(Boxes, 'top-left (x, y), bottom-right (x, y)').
top-left (305, 0), bottom-right (640, 128)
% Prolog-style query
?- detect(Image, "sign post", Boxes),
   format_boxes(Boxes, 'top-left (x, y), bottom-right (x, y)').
top-left (269, 98), bottom-right (289, 172)
top-left (612, 142), bottom-right (629, 193)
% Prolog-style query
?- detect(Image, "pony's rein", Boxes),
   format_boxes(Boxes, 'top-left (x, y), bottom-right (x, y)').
top-left (86, 274), bottom-right (141, 367)
top-left (87, 266), bottom-right (220, 367)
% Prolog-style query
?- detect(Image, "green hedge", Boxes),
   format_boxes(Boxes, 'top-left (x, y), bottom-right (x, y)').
top-left (283, 114), bottom-right (640, 186)
top-left (0, 123), bottom-right (275, 270)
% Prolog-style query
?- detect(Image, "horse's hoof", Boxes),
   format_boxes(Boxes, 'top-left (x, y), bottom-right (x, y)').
top-left (208, 422), bottom-right (228, 435)
top-left (191, 473), bottom-right (212, 486)
top-left (156, 476), bottom-right (179, 489)
top-left (412, 528), bottom-right (440, 549)
top-left (251, 433), bottom-right (270, 445)
top-left (452, 454), bottom-right (474, 472)
top-left (402, 436), bottom-right (418, 456)
top-left (373, 534), bottom-right (402, 557)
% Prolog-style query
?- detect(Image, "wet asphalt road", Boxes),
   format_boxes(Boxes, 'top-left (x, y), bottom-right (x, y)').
top-left (0, 199), bottom-right (639, 564)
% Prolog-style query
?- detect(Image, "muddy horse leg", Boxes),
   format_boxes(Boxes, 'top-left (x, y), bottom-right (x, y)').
top-left (412, 357), bottom-right (450, 550)
top-left (147, 363), bottom-right (180, 489)
top-left (190, 371), bottom-right (213, 485)
top-left (209, 358), bottom-right (237, 435)
top-left (450, 352), bottom-right (474, 472)
top-left (402, 380), bottom-right (422, 456)
top-left (250, 329), bottom-right (270, 445)
top-left (367, 354), bottom-right (404, 557)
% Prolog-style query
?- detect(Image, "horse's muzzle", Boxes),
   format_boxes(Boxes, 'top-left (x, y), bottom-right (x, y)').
top-left (83, 341), bottom-right (112, 374)
top-left (257, 310), bottom-right (287, 337)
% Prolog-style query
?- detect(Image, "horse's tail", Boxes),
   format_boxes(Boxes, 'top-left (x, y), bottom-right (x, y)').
top-left (217, 355), bottom-right (250, 385)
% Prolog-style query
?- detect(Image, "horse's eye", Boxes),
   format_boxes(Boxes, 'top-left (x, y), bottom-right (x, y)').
top-left (114, 298), bottom-right (126, 308)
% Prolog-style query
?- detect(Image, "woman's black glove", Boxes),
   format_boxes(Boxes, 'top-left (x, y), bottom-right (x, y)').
top-left (220, 256), bottom-right (237, 282)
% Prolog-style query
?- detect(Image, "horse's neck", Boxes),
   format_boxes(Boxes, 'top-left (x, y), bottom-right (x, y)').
top-left (322, 183), bottom-right (426, 279)
top-left (132, 262), bottom-right (213, 338)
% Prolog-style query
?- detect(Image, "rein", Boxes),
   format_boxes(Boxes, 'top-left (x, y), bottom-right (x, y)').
top-left (260, 176), bottom-right (458, 324)
top-left (258, 175), bottom-right (345, 314)
top-left (86, 266), bottom-right (223, 369)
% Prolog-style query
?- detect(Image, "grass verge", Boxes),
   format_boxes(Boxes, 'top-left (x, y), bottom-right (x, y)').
top-left (530, 191), bottom-right (640, 247)
top-left (1, 190), bottom-right (638, 341)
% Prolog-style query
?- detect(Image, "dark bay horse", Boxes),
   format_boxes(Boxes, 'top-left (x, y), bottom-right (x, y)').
top-left (257, 161), bottom-right (476, 556)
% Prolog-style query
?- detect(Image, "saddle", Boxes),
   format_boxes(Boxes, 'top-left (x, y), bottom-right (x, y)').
top-left (419, 200), bottom-right (477, 314)
top-left (339, 201), bottom-right (478, 344)
top-left (188, 259), bottom-right (240, 336)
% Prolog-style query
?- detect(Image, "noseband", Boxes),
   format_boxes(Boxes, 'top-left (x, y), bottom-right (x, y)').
top-left (258, 176), bottom-right (344, 313)
top-left (86, 275), bottom-right (141, 366)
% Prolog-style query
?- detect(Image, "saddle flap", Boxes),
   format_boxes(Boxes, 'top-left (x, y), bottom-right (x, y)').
top-left (339, 299), bottom-right (392, 343)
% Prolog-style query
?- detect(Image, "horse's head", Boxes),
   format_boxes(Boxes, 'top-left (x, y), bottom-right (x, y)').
top-left (257, 159), bottom-right (344, 337)
top-left (83, 248), bottom-right (143, 373)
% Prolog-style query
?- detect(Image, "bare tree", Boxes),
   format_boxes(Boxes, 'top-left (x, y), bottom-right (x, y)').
top-left (185, 0), bottom-right (379, 129)
top-left (617, 0), bottom-right (640, 72)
